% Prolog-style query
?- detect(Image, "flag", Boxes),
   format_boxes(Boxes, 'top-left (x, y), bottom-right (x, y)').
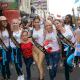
top-left (75, 0), bottom-right (80, 3)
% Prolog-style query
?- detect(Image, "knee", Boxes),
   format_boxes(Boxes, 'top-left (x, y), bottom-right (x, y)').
top-left (67, 54), bottom-right (74, 66)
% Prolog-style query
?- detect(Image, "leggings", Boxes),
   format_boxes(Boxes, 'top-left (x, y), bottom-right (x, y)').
top-left (63, 47), bottom-right (74, 80)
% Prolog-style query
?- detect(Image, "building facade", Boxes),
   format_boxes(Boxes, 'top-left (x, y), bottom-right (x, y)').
top-left (31, 0), bottom-right (48, 18)
top-left (31, 0), bottom-right (47, 10)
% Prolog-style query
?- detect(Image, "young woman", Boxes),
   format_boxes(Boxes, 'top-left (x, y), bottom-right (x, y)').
top-left (0, 16), bottom-right (11, 80)
top-left (54, 19), bottom-right (75, 80)
top-left (64, 14), bottom-right (76, 32)
top-left (32, 16), bottom-right (45, 80)
top-left (74, 17), bottom-right (80, 67)
top-left (67, 17), bottom-right (80, 67)
top-left (10, 19), bottom-right (24, 80)
top-left (44, 20), bottom-right (60, 80)
top-left (20, 30), bottom-right (33, 80)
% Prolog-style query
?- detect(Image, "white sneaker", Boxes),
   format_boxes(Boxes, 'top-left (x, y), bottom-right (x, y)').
top-left (60, 63), bottom-right (63, 67)
top-left (47, 66), bottom-right (49, 70)
top-left (73, 63), bottom-right (76, 68)
top-left (17, 76), bottom-right (20, 80)
top-left (33, 61), bottom-right (35, 65)
top-left (49, 65), bottom-right (52, 69)
top-left (78, 63), bottom-right (80, 67)
top-left (20, 75), bottom-right (25, 80)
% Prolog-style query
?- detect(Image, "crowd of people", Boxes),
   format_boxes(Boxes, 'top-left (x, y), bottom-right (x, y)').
top-left (0, 14), bottom-right (80, 80)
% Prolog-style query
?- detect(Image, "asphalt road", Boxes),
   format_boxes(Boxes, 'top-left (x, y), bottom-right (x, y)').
top-left (0, 61), bottom-right (80, 80)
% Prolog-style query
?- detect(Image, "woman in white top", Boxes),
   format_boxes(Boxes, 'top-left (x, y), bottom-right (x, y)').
top-left (10, 19), bottom-right (24, 80)
top-left (54, 19), bottom-right (75, 80)
top-left (64, 14), bottom-right (76, 32)
top-left (44, 20), bottom-right (60, 80)
top-left (0, 16), bottom-right (11, 80)
top-left (32, 16), bottom-right (45, 80)
top-left (73, 17), bottom-right (80, 67)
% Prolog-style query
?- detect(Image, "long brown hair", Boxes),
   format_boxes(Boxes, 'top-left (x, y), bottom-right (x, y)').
top-left (0, 20), bottom-right (12, 36)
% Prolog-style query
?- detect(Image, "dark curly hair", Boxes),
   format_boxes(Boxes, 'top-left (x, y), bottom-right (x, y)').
top-left (65, 14), bottom-right (73, 26)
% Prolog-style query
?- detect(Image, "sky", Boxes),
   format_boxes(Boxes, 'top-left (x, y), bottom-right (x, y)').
top-left (48, 0), bottom-right (80, 16)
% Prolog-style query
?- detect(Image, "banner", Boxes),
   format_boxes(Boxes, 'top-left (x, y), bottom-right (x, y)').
top-left (0, 0), bottom-right (18, 9)
top-left (19, 0), bottom-right (31, 14)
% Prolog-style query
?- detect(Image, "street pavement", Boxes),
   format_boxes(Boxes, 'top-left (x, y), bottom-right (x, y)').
top-left (0, 61), bottom-right (80, 80)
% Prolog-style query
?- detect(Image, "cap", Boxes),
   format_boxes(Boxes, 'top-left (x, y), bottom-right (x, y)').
top-left (0, 16), bottom-right (7, 21)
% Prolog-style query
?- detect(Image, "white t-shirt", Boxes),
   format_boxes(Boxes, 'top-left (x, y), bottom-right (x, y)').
top-left (10, 30), bottom-right (22, 48)
top-left (63, 27), bottom-right (75, 43)
top-left (62, 27), bottom-right (75, 51)
top-left (64, 25), bottom-right (72, 31)
top-left (32, 28), bottom-right (44, 46)
top-left (1, 29), bottom-right (10, 47)
top-left (43, 31), bottom-right (60, 52)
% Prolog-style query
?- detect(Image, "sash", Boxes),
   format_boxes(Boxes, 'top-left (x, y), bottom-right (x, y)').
top-left (6, 28), bottom-right (20, 48)
top-left (30, 30), bottom-right (49, 54)
top-left (10, 34), bottom-right (21, 63)
top-left (57, 30), bottom-right (74, 48)
top-left (0, 38), bottom-right (7, 65)
top-left (10, 34), bottom-right (20, 48)
top-left (31, 29), bottom-right (74, 54)
top-left (0, 38), bottom-right (8, 51)
top-left (32, 37), bottom-right (47, 54)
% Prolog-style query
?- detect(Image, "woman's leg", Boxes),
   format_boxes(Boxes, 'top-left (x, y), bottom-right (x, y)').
top-left (64, 59), bottom-right (70, 80)
top-left (0, 49), bottom-right (6, 79)
top-left (33, 46), bottom-right (45, 80)
top-left (78, 57), bottom-right (80, 67)
top-left (23, 57), bottom-right (33, 80)
top-left (13, 48), bottom-right (23, 76)
top-left (45, 54), bottom-right (50, 67)
top-left (67, 54), bottom-right (74, 66)
top-left (5, 61), bottom-right (11, 79)
top-left (33, 46), bottom-right (39, 65)
top-left (18, 48), bottom-right (22, 68)
top-left (6, 51), bottom-right (11, 79)
top-left (45, 54), bottom-right (52, 80)
top-left (38, 52), bottom-right (45, 80)
top-left (15, 63), bottom-right (23, 76)
top-left (1, 64), bottom-right (6, 79)
top-left (49, 52), bottom-right (60, 80)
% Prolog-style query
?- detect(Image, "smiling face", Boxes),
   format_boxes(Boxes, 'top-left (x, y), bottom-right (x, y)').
top-left (45, 20), bottom-right (53, 33)
top-left (12, 19), bottom-right (20, 27)
top-left (65, 15), bottom-right (72, 24)
top-left (21, 31), bottom-right (28, 42)
top-left (65, 16), bottom-right (70, 24)
top-left (11, 19), bottom-right (20, 31)
top-left (1, 20), bottom-right (8, 28)
top-left (54, 20), bottom-right (63, 30)
top-left (33, 18), bottom-right (40, 28)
